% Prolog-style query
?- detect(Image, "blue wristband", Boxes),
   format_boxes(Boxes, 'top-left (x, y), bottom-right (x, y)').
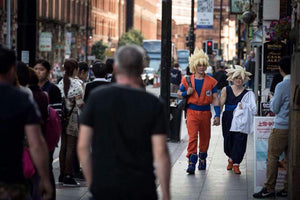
top-left (214, 106), bottom-right (220, 117)
top-left (181, 91), bottom-right (187, 98)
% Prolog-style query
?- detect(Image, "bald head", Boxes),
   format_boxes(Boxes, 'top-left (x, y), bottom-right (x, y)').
top-left (114, 45), bottom-right (145, 77)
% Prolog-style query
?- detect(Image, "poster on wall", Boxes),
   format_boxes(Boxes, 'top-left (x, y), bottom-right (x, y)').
top-left (254, 117), bottom-right (287, 192)
top-left (196, 0), bottom-right (214, 29)
top-left (263, 41), bottom-right (286, 73)
top-left (230, 0), bottom-right (250, 14)
top-left (65, 32), bottom-right (72, 55)
top-left (39, 32), bottom-right (52, 52)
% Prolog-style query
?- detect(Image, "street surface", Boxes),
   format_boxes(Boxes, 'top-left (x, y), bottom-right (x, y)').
top-left (52, 85), bottom-right (287, 200)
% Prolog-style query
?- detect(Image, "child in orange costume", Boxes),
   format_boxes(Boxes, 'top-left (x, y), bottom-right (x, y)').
top-left (178, 48), bottom-right (220, 174)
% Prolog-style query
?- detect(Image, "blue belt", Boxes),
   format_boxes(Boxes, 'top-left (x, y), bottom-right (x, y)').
top-left (225, 104), bottom-right (237, 111)
top-left (187, 104), bottom-right (211, 111)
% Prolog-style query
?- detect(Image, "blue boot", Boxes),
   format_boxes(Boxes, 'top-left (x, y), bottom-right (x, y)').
top-left (198, 152), bottom-right (207, 170)
top-left (186, 154), bottom-right (198, 174)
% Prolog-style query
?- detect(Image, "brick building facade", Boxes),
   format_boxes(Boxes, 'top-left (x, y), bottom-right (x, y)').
top-left (0, 0), bottom-right (91, 66)
top-left (133, 0), bottom-right (159, 40)
top-left (37, 0), bottom-right (91, 65)
top-left (91, 0), bottom-right (126, 50)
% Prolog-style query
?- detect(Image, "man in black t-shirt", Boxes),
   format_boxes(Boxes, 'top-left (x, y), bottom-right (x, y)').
top-left (84, 61), bottom-right (110, 102)
top-left (0, 46), bottom-right (52, 199)
top-left (213, 64), bottom-right (228, 96)
top-left (170, 62), bottom-right (182, 93)
top-left (78, 45), bottom-right (171, 200)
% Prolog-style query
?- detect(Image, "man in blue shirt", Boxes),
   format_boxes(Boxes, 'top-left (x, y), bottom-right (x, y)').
top-left (253, 56), bottom-right (291, 198)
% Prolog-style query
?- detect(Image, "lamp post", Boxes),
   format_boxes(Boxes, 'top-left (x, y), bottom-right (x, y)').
top-left (140, 8), bottom-right (142, 34)
top-left (85, 0), bottom-right (90, 62)
top-left (6, 0), bottom-right (11, 49)
top-left (219, 0), bottom-right (223, 58)
top-left (160, 0), bottom-right (172, 124)
top-left (189, 0), bottom-right (195, 55)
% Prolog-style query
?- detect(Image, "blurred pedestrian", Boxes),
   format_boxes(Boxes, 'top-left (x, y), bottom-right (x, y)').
top-left (0, 46), bottom-right (52, 200)
top-left (177, 48), bottom-right (220, 174)
top-left (244, 50), bottom-right (255, 90)
top-left (34, 59), bottom-right (61, 198)
top-left (78, 45), bottom-right (171, 200)
top-left (84, 61), bottom-right (109, 102)
top-left (34, 60), bottom-right (62, 116)
top-left (105, 58), bottom-right (114, 82)
top-left (73, 62), bottom-right (89, 180)
top-left (78, 62), bottom-right (89, 83)
top-left (213, 62), bottom-right (228, 97)
top-left (58, 59), bottom-right (84, 186)
top-left (220, 65), bottom-right (255, 174)
top-left (28, 67), bottom-right (51, 199)
top-left (16, 61), bottom-right (33, 96)
top-left (253, 56), bottom-right (291, 198)
top-left (170, 62), bottom-right (181, 93)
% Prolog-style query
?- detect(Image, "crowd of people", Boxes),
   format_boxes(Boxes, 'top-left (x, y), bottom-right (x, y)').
top-left (0, 43), bottom-right (291, 200)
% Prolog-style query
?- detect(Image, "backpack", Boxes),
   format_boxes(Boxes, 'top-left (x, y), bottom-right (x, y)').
top-left (45, 106), bottom-right (61, 151)
top-left (177, 75), bottom-right (192, 110)
top-left (61, 98), bottom-right (76, 132)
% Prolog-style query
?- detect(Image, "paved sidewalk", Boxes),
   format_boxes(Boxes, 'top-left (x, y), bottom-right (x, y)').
top-left (158, 119), bottom-right (253, 200)
top-left (157, 118), bottom-right (288, 200)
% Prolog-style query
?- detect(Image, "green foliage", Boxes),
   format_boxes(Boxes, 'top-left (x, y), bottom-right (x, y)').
top-left (91, 40), bottom-right (107, 60)
top-left (118, 29), bottom-right (144, 47)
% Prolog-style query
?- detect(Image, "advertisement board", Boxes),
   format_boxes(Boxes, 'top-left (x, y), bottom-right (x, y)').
top-left (254, 117), bottom-right (286, 192)
top-left (196, 0), bottom-right (214, 29)
top-left (65, 32), bottom-right (72, 55)
top-left (263, 41), bottom-right (286, 73)
top-left (39, 32), bottom-right (52, 52)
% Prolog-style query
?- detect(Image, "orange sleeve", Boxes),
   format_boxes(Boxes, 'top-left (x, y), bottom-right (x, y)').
top-left (180, 76), bottom-right (188, 90)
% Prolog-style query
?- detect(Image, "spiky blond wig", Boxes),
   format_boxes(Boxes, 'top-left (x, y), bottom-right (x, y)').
top-left (189, 47), bottom-right (209, 74)
top-left (225, 65), bottom-right (252, 84)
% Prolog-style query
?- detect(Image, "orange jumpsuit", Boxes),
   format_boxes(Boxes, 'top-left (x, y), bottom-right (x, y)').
top-left (181, 75), bottom-right (217, 158)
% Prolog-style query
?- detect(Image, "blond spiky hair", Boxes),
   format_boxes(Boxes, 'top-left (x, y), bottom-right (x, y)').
top-left (225, 65), bottom-right (252, 84)
top-left (189, 47), bottom-right (209, 74)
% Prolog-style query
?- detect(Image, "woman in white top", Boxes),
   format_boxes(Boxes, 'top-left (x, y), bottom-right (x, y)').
top-left (220, 65), bottom-right (256, 174)
top-left (58, 59), bottom-right (84, 186)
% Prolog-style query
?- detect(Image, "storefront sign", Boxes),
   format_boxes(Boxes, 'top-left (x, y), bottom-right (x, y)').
top-left (230, 0), bottom-right (250, 14)
top-left (263, 41), bottom-right (286, 73)
top-left (254, 117), bottom-right (286, 192)
top-left (21, 51), bottom-right (29, 64)
top-left (196, 0), bottom-right (214, 29)
top-left (39, 32), bottom-right (52, 52)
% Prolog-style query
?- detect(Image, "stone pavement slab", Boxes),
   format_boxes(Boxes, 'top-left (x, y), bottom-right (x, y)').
top-left (157, 117), bottom-right (288, 200)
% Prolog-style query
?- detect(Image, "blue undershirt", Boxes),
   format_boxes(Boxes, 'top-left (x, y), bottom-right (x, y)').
top-left (179, 79), bottom-right (217, 97)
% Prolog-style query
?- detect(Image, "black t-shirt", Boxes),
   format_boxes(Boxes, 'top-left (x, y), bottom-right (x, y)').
top-left (213, 70), bottom-right (228, 89)
top-left (80, 84), bottom-right (168, 198)
top-left (84, 80), bottom-right (109, 102)
top-left (170, 68), bottom-right (182, 85)
top-left (0, 83), bottom-right (41, 183)
top-left (41, 80), bottom-right (62, 116)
